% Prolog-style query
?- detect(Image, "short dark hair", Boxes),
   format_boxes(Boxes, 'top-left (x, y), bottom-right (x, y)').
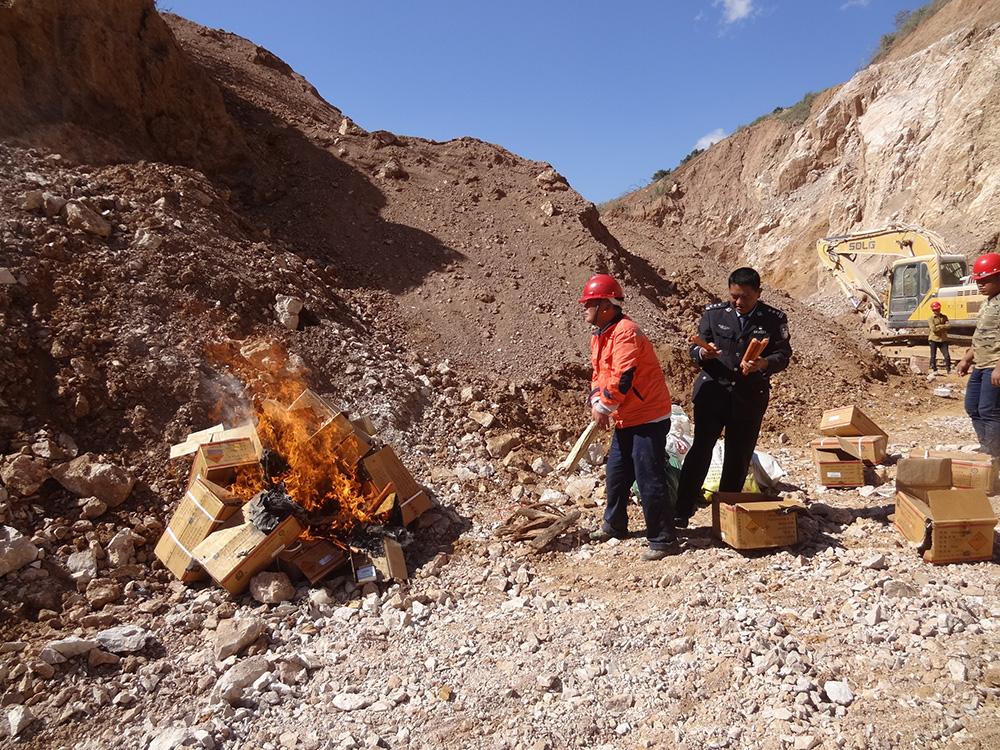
top-left (728, 267), bottom-right (761, 290)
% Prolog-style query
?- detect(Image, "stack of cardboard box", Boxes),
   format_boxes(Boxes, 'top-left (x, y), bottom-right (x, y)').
top-left (154, 389), bottom-right (431, 594)
top-left (892, 457), bottom-right (997, 564)
top-left (810, 406), bottom-right (888, 488)
top-left (920, 449), bottom-right (997, 493)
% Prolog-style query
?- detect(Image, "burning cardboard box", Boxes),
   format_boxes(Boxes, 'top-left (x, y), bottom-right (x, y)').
top-left (154, 477), bottom-right (243, 582)
top-left (188, 423), bottom-right (264, 490)
top-left (278, 538), bottom-right (349, 584)
top-left (363, 446), bottom-right (433, 526)
top-left (351, 534), bottom-right (408, 584)
top-left (893, 458), bottom-right (998, 564)
top-left (158, 388), bottom-right (429, 591)
top-left (193, 501), bottom-right (303, 594)
top-left (711, 492), bottom-right (802, 550)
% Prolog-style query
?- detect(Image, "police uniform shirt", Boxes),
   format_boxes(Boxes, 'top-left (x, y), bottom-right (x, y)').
top-left (689, 300), bottom-right (792, 393)
top-left (972, 294), bottom-right (1000, 369)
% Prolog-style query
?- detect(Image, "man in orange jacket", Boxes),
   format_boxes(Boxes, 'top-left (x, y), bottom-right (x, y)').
top-left (580, 273), bottom-right (676, 560)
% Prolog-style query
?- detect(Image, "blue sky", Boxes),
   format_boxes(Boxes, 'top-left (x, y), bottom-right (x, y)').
top-left (162, 0), bottom-right (923, 202)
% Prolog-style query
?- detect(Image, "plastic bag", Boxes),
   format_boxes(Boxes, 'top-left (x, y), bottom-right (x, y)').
top-left (669, 404), bottom-right (693, 440)
top-left (701, 440), bottom-right (760, 498)
top-left (751, 450), bottom-right (787, 489)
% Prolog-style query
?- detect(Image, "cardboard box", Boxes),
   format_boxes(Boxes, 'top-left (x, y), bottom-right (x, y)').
top-left (309, 412), bottom-right (371, 466)
top-left (189, 423), bottom-right (264, 489)
top-left (896, 457), bottom-right (952, 498)
top-left (894, 489), bottom-right (997, 564)
top-left (818, 406), bottom-right (888, 440)
top-left (923, 450), bottom-right (996, 492)
top-left (810, 435), bottom-right (888, 465)
top-left (154, 477), bottom-right (243, 582)
top-left (288, 389), bottom-right (340, 438)
top-left (813, 448), bottom-right (865, 487)
top-left (278, 538), bottom-right (348, 583)
top-left (711, 492), bottom-right (801, 550)
top-left (192, 508), bottom-right (303, 594)
top-left (351, 536), bottom-right (408, 583)
top-left (169, 423), bottom-right (225, 459)
top-left (363, 446), bottom-right (433, 525)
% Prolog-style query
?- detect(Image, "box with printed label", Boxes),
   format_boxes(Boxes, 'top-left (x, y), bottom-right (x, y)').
top-left (923, 450), bottom-right (996, 492)
top-left (893, 488), bottom-right (997, 564)
top-left (813, 448), bottom-right (865, 487)
top-left (154, 477), bottom-right (243, 582)
top-left (278, 538), bottom-right (349, 584)
top-left (192, 508), bottom-right (303, 594)
top-left (818, 406), bottom-right (888, 440)
top-left (810, 435), bottom-right (888, 465)
top-left (188, 423), bottom-right (264, 490)
top-left (711, 492), bottom-right (801, 550)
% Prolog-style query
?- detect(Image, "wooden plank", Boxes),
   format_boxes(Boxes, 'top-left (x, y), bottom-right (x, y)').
top-left (558, 421), bottom-right (600, 474)
top-left (530, 509), bottom-right (581, 550)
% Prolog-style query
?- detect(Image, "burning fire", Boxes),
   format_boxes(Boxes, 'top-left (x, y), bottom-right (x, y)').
top-left (208, 340), bottom-right (386, 541)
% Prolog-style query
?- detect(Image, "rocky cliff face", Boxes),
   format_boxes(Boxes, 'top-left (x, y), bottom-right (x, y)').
top-left (606, 0), bottom-right (1000, 298)
top-left (0, 0), bottom-right (246, 171)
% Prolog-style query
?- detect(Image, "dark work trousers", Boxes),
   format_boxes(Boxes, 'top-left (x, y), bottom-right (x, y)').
top-left (675, 379), bottom-right (769, 521)
top-left (603, 419), bottom-right (675, 549)
top-left (929, 341), bottom-right (951, 372)
top-left (965, 367), bottom-right (1000, 457)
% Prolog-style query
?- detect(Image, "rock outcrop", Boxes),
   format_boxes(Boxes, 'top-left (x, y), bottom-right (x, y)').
top-left (606, 0), bottom-right (1000, 299)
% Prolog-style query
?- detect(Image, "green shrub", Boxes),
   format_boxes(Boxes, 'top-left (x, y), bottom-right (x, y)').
top-left (867, 0), bottom-right (950, 64)
top-left (680, 148), bottom-right (704, 165)
top-left (651, 169), bottom-right (671, 183)
top-left (776, 91), bottom-right (817, 126)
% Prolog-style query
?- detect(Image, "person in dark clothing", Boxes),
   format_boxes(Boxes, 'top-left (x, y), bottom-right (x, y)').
top-left (674, 267), bottom-right (792, 527)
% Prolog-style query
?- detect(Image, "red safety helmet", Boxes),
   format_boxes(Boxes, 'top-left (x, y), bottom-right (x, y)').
top-left (930, 301), bottom-right (941, 311)
top-left (579, 273), bottom-right (624, 304)
top-left (971, 253), bottom-right (1000, 281)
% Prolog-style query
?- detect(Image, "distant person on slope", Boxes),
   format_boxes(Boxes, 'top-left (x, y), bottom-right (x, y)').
top-left (674, 267), bottom-right (792, 528)
top-left (579, 274), bottom-right (677, 560)
top-left (957, 253), bottom-right (1000, 457)
top-left (928, 300), bottom-right (951, 374)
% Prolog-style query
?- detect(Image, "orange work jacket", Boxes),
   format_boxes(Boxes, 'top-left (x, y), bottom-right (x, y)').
top-left (590, 314), bottom-right (671, 428)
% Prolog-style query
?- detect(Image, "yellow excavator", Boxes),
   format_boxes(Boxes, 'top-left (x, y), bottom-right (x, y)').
top-left (816, 226), bottom-right (983, 344)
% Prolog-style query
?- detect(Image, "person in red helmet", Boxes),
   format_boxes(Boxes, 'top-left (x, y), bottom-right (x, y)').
top-left (927, 300), bottom-right (951, 373)
top-left (579, 273), bottom-right (677, 560)
top-left (957, 253), bottom-right (1000, 457)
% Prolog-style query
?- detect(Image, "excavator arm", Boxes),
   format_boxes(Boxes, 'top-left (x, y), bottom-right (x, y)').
top-left (816, 227), bottom-right (946, 321)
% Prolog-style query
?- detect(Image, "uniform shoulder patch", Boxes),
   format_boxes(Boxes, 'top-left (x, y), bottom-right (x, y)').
top-left (762, 302), bottom-right (787, 320)
top-left (706, 301), bottom-right (727, 311)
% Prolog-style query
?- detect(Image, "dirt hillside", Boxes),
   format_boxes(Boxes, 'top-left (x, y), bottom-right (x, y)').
top-left (604, 0), bottom-right (1000, 299)
top-left (0, 2), bottom-right (995, 749)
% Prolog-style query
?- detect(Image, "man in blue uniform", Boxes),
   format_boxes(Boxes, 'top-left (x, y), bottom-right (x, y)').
top-left (674, 267), bottom-right (792, 528)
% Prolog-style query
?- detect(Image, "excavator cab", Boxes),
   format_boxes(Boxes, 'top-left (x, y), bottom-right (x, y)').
top-left (887, 255), bottom-right (976, 330)
top-left (887, 260), bottom-right (930, 327)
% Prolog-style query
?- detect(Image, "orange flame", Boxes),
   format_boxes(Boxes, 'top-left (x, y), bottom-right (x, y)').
top-left (207, 339), bottom-right (384, 541)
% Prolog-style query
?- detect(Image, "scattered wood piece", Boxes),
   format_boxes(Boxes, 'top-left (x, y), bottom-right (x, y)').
top-left (496, 502), bottom-right (581, 550)
top-left (557, 421), bottom-right (599, 474)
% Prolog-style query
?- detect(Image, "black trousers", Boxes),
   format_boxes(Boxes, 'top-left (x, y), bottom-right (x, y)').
top-left (675, 379), bottom-right (769, 521)
top-left (929, 341), bottom-right (951, 372)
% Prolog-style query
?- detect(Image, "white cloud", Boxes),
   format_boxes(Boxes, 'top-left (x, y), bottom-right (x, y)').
top-left (841, 0), bottom-right (871, 8)
top-left (715, 0), bottom-right (754, 24)
top-left (694, 128), bottom-right (727, 150)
